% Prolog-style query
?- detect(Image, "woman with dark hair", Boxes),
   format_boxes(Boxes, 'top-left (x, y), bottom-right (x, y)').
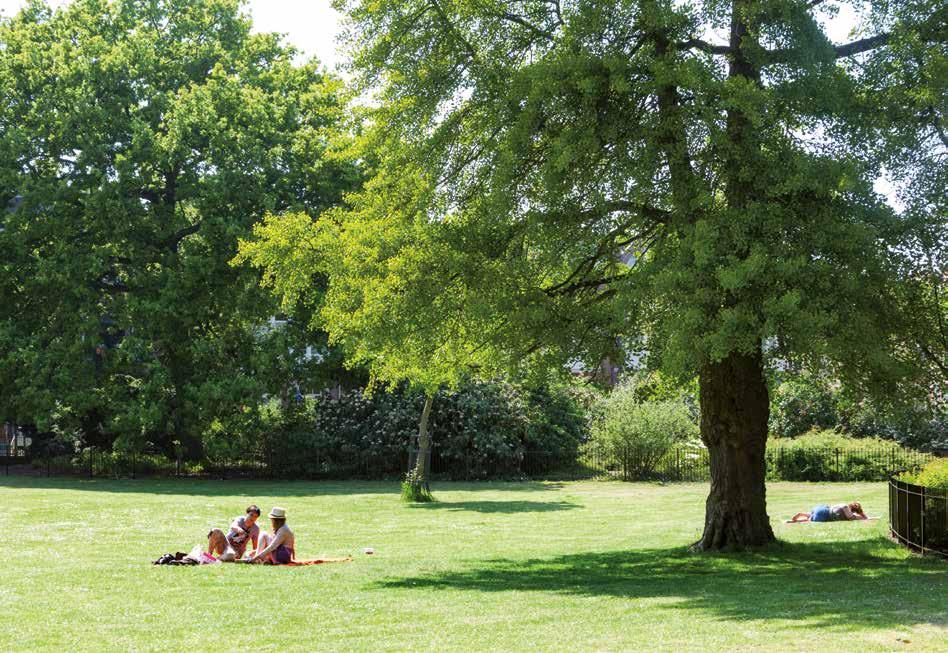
top-left (247, 507), bottom-right (295, 564)
top-left (788, 501), bottom-right (868, 523)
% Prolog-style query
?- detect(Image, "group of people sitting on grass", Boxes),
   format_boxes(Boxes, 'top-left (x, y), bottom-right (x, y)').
top-left (206, 504), bottom-right (296, 564)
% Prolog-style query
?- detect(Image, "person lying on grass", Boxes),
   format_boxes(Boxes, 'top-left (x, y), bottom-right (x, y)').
top-left (243, 507), bottom-right (295, 565)
top-left (788, 502), bottom-right (869, 523)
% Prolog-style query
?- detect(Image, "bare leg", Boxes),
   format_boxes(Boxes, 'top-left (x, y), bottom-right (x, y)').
top-left (787, 513), bottom-right (811, 523)
top-left (254, 533), bottom-right (273, 563)
top-left (207, 528), bottom-right (227, 555)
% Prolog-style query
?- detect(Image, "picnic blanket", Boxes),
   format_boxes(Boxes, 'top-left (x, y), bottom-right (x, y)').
top-left (785, 517), bottom-right (880, 524)
top-left (154, 551), bottom-right (355, 566)
top-left (284, 557), bottom-right (353, 566)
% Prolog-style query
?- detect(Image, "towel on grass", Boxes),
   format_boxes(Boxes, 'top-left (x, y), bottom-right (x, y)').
top-left (284, 557), bottom-right (353, 566)
top-left (785, 517), bottom-right (880, 524)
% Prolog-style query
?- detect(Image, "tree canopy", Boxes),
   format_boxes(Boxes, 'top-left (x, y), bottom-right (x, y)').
top-left (243, 0), bottom-right (945, 546)
top-left (0, 0), bottom-right (357, 454)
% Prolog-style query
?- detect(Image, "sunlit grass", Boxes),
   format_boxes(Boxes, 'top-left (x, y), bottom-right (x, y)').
top-left (5, 478), bottom-right (945, 652)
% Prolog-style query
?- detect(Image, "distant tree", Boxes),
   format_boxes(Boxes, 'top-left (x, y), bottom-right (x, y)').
top-left (0, 0), bottom-right (357, 456)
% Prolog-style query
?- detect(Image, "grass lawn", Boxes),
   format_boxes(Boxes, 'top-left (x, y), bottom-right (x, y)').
top-left (5, 478), bottom-right (946, 652)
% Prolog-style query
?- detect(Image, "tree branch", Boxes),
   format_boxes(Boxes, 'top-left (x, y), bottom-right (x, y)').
top-left (653, 33), bottom-right (702, 217)
top-left (676, 38), bottom-right (732, 56)
top-left (833, 32), bottom-right (890, 58)
top-left (546, 272), bottom-right (631, 297)
top-left (429, 0), bottom-right (480, 65)
top-left (493, 11), bottom-right (555, 40)
top-left (764, 31), bottom-right (891, 66)
top-left (158, 222), bottom-right (203, 252)
top-left (138, 189), bottom-right (161, 204)
top-left (543, 206), bottom-right (665, 297)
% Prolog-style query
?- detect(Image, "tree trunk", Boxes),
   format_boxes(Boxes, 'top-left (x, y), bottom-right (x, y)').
top-left (413, 394), bottom-right (434, 490)
top-left (694, 349), bottom-right (775, 550)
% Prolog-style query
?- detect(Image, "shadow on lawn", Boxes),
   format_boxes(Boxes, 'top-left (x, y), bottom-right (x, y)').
top-left (374, 538), bottom-right (947, 629)
top-left (0, 477), bottom-right (566, 497)
top-left (409, 499), bottom-right (581, 514)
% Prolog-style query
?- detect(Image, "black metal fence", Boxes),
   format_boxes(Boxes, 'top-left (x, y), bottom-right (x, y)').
top-left (889, 476), bottom-right (948, 557)
top-left (18, 443), bottom-right (938, 483)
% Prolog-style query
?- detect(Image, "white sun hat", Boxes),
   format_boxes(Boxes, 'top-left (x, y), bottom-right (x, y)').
top-left (268, 507), bottom-right (287, 519)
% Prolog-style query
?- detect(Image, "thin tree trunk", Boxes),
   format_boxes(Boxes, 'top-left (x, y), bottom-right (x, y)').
top-left (414, 394), bottom-right (434, 490)
top-left (694, 349), bottom-right (775, 550)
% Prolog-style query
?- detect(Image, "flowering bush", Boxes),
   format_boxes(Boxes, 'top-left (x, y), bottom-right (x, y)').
top-left (262, 381), bottom-right (588, 478)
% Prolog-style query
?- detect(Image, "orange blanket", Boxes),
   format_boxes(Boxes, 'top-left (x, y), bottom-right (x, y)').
top-left (284, 557), bottom-right (353, 566)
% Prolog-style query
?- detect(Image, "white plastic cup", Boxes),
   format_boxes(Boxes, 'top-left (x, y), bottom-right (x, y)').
top-left (362, 547), bottom-right (374, 555)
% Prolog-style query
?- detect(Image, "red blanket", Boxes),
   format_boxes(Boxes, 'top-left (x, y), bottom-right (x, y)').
top-left (284, 557), bottom-right (353, 566)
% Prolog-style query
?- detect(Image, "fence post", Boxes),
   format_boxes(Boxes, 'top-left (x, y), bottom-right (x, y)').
top-left (676, 449), bottom-right (681, 481)
top-left (919, 485), bottom-right (926, 552)
top-left (89, 448), bottom-right (94, 478)
top-left (834, 448), bottom-right (840, 478)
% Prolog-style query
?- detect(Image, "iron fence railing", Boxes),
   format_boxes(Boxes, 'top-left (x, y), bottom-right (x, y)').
top-left (889, 475), bottom-right (948, 557)
top-left (17, 443), bottom-right (939, 483)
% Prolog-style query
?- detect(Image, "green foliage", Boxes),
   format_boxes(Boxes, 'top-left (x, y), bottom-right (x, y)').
top-left (902, 459), bottom-right (948, 491)
top-left (0, 0), bottom-right (357, 455)
top-left (311, 0), bottom-right (945, 400)
top-left (253, 381), bottom-right (588, 479)
top-left (522, 385), bottom-right (589, 467)
top-left (769, 374), bottom-right (841, 438)
top-left (767, 430), bottom-right (924, 482)
top-left (769, 372), bottom-right (947, 451)
top-left (589, 381), bottom-right (699, 480)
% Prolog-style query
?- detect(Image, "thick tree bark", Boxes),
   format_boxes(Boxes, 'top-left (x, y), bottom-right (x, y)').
top-left (689, 0), bottom-right (775, 551)
top-left (413, 393), bottom-right (434, 490)
top-left (694, 350), bottom-right (775, 550)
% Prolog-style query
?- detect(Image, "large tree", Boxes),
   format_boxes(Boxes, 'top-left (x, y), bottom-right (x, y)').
top-left (247, 0), bottom-right (944, 547)
top-left (0, 0), bottom-right (357, 455)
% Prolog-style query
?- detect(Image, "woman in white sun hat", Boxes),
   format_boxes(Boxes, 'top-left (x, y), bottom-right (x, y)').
top-left (247, 507), bottom-right (296, 564)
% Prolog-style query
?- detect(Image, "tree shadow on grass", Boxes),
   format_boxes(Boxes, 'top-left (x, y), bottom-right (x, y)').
top-left (0, 477), bottom-right (567, 497)
top-left (408, 500), bottom-right (581, 514)
top-left (373, 537), bottom-right (947, 629)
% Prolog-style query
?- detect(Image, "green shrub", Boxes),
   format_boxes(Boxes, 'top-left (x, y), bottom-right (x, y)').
top-left (522, 385), bottom-right (588, 468)
top-left (258, 380), bottom-right (588, 479)
top-left (769, 372), bottom-right (947, 451)
top-left (902, 459), bottom-right (948, 490)
top-left (590, 381), bottom-right (699, 480)
top-left (838, 398), bottom-right (947, 452)
top-left (767, 430), bottom-right (928, 481)
top-left (769, 375), bottom-right (838, 438)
